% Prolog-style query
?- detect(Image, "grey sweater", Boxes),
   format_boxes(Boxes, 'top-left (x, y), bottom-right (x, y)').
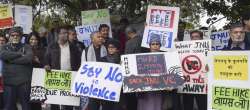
top-left (0, 43), bottom-right (33, 86)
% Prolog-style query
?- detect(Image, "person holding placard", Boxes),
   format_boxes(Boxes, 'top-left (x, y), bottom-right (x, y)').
top-left (99, 39), bottom-right (124, 110)
top-left (27, 32), bottom-right (46, 110)
top-left (182, 30), bottom-right (207, 110)
top-left (137, 34), bottom-right (163, 110)
top-left (44, 26), bottom-right (81, 110)
top-left (80, 31), bottom-right (107, 110)
top-left (223, 22), bottom-right (250, 50)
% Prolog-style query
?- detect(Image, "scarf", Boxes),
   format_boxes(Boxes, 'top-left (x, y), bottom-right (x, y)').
top-left (86, 44), bottom-right (107, 61)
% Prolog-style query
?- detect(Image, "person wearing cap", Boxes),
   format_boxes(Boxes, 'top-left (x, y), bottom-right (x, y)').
top-left (0, 27), bottom-right (33, 110)
top-left (223, 22), bottom-right (250, 50)
top-left (137, 34), bottom-right (162, 110)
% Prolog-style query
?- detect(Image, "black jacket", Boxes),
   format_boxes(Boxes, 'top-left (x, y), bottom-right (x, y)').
top-left (44, 42), bottom-right (81, 71)
top-left (0, 43), bottom-right (33, 86)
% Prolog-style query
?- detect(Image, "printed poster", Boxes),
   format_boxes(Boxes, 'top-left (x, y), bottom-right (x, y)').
top-left (71, 62), bottom-right (123, 102)
top-left (0, 4), bottom-right (13, 29)
top-left (30, 68), bottom-right (80, 106)
top-left (14, 5), bottom-right (33, 34)
top-left (175, 40), bottom-right (211, 94)
top-left (207, 51), bottom-right (250, 110)
top-left (121, 52), bottom-right (184, 93)
top-left (141, 6), bottom-right (180, 51)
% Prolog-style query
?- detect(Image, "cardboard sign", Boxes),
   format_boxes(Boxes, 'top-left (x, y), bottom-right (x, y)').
top-left (78, 9), bottom-right (112, 47)
top-left (121, 52), bottom-right (184, 93)
top-left (210, 30), bottom-right (230, 50)
top-left (71, 62), bottom-right (123, 102)
top-left (75, 23), bottom-right (112, 47)
top-left (175, 40), bottom-right (211, 94)
top-left (207, 51), bottom-right (250, 110)
top-left (14, 5), bottom-right (33, 34)
top-left (81, 9), bottom-right (110, 25)
top-left (30, 68), bottom-right (80, 106)
top-left (141, 6), bottom-right (180, 51)
top-left (0, 4), bottom-right (13, 29)
top-left (212, 86), bottom-right (250, 110)
top-left (183, 30), bottom-right (211, 41)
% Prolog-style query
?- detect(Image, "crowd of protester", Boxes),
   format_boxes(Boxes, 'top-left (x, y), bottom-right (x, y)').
top-left (0, 11), bottom-right (250, 110)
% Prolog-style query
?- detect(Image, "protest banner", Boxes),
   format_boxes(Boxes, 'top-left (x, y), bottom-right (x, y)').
top-left (121, 52), bottom-right (184, 93)
top-left (78, 9), bottom-right (112, 46)
top-left (14, 5), bottom-right (33, 34)
top-left (210, 30), bottom-right (230, 50)
top-left (71, 62), bottom-right (123, 102)
top-left (81, 9), bottom-right (110, 25)
top-left (207, 51), bottom-right (250, 110)
top-left (0, 4), bottom-right (13, 29)
top-left (75, 23), bottom-right (112, 47)
top-left (175, 40), bottom-right (211, 94)
top-left (183, 30), bottom-right (211, 41)
top-left (30, 68), bottom-right (80, 106)
top-left (141, 6), bottom-right (180, 51)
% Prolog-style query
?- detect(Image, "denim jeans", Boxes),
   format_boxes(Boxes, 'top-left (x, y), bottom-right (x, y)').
top-left (3, 82), bottom-right (31, 110)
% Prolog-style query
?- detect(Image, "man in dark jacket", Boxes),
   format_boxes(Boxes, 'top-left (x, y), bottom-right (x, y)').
top-left (68, 27), bottom-right (85, 53)
top-left (125, 26), bottom-right (147, 54)
top-left (44, 26), bottom-right (81, 110)
top-left (0, 27), bottom-right (33, 110)
top-left (223, 22), bottom-right (250, 50)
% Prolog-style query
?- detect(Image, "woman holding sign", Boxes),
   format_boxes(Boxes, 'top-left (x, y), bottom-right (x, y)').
top-left (137, 34), bottom-right (163, 110)
top-left (27, 32), bottom-right (46, 110)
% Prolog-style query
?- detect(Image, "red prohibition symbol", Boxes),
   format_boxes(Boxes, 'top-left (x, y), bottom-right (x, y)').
top-left (182, 55), bottom-right (202, 74)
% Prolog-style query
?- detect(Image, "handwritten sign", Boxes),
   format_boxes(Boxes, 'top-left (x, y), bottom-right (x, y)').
top-left (207, 51), bottom-right (250, 110)
top-left (121, 52), bottom-right (184, 93)
top-left (45, 71), bottom-right (72, 90)
top-left (183, 30), bottom-right (211, 41)
top-left (141, 6), bottom-right (180, 51)
top-left (30, 68), bottom-right (80, 106)
top-left (75, 23), bottom-right (111, 47)
top-left (78, 9), bottom-right (112, 47)
top-left (81, 9), bottom-right (110, 25)
top-left (210, 30), bottom-right (230, 50)
top-left (0, 4), bottom-right (13, 29)
top-left (212, 86), bottom-right (250, 110)
top-left (71, 62), bottom-right (123, 102)
top-left (14, 5), bottom-right (32, 34)
top-left (175, 40), bottom-right (211, 94)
